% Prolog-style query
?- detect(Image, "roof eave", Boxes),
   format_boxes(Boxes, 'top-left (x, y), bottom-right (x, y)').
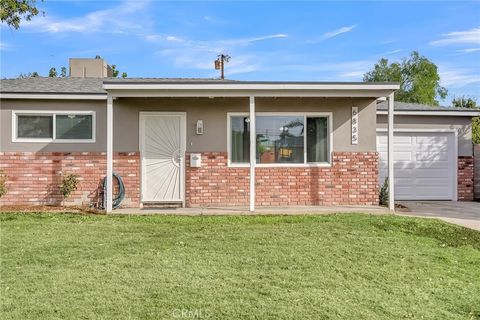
top-left (0, 93), bottom-right (107, 100)
top-left (103, 83), bottom-right (399, 98)
top-left (376, 110), bottom-right (480, 117)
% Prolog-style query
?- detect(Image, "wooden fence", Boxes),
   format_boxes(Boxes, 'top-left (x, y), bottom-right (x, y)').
top-left (475, 144), bottom-right (480, 200)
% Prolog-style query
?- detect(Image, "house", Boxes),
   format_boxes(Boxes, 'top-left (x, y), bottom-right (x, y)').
top-left (0, 58), bottom-right (478, 212)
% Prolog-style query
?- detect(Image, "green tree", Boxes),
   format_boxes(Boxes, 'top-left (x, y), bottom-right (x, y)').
top-left (18, 71), bottom-right (39, 78)
top-left (48, 67), bottom-right (57, 77)
top-left (452, 96), bottom-right (477, 109)
top-left (364, 51), bottom-right (447, 106)
top-left (111, 64), bottom-right (119, 77)
top-left (111, 64), bottom-right (127, 78)
top-left (60, 66), bottom-right (67, 77)
top-left (452, 96), bottom-right (480, 144)
top-left (1, 0), bottom-right (43, 29)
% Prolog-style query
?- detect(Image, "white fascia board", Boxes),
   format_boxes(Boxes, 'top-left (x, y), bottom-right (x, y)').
top-left (103, 83), bottom-right (400, 91)
top-left (377, 110), bottom-right (480, 116)
top-left (106, 89), bottom-right (397, 98)
top-left (0, 93), bottom-right (107, 100)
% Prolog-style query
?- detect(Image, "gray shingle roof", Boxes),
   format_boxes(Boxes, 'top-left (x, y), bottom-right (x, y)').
top-left (0, 77), bottom-right (106, 94)
top-left (1, 77), bottom-right (398, 93)
top-left (377, 100), bottom-right (479, 112)
top-left (103, 78), bottom-right (398, 85)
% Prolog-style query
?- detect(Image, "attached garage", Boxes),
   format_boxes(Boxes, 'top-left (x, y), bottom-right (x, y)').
top-left (377, 130), bottom-right (457, 200)
top-left (376, 101), bottom-right (479, 201)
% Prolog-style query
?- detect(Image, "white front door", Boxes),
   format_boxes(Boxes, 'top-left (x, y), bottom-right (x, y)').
top-left (377, 131), bottom-right (457, 200)
top-left (140, 112), bottom-right (186, 203)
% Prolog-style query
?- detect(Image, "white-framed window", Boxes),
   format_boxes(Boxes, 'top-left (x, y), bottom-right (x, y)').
top-left (227, 112), bottom-right (333, 167)
top-left (12, 110), bottom-right (96, 143)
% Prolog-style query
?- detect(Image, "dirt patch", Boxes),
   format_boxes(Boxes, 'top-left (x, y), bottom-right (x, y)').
top-left (0, 205), bottom-right (104, 215)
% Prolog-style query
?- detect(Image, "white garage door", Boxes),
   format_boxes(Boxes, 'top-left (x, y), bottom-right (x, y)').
top-left (377, 131), bottom-right (456, 200)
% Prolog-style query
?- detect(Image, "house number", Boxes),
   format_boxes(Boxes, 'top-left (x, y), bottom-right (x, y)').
top-left (351, 106), bottom-right (358, 145)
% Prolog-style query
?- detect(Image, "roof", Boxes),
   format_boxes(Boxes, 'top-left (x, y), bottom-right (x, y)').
top-left (377, 100), bottom-right (476, 112)
top-left (103, 78), bottom-right (398, 85)
top-left (1, 77), bottom-right (398, 94)
top-left (377, 101), bottom-right (480, 116)
top-left (0, 77), bottom-right (106, 94)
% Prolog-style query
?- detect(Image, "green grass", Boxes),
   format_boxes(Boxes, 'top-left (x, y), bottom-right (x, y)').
top-left (1, 213), bottom-right (479, 320)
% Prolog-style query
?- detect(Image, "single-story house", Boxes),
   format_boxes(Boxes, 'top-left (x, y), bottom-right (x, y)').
top-left (1, 58), bottom-right (478, 212)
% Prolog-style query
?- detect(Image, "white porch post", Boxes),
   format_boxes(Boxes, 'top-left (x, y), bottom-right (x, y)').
top-left (106, 94), bottom-right (113, 213)
top-left (249, 96), bottom-right (256, 212)
top-left (387, 93), bottom-right (395, 211)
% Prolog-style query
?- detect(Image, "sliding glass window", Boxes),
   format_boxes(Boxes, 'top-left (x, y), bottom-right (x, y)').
top-left (229, 113), bottom-right (331, 165)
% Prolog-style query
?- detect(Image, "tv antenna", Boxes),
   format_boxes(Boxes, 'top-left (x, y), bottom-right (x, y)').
top-left (214, 54), bottom-right (231, 79)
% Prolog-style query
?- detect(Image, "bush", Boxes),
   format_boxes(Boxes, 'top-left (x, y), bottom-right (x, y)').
top-left (379, 177), bottom-right (389, 206)
top-left (473, 117), bottom-right (480, 145)
top-left (59, 173), bottom-right (80, 199)
top-left (0, 170), bottom-right (8, 198)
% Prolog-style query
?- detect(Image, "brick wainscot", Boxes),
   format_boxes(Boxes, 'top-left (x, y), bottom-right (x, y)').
top-left (2, 151), bottom-right (383, 208)
top-left (185, 152), bottom-right (379, 207)
top-left (458, 156), bottom-right (474, 201)
top-left (0, 152), bottom-right (140, 207)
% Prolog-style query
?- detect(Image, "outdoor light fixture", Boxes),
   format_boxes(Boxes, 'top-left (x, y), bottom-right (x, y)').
top-left (196, 120), bottom-right (204, 135)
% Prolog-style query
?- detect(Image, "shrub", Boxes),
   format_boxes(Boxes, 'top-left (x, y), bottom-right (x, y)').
top-left (0, 170), bottom-right (8, 198)
top-left (379, 177), bottom-right (389, 206)
top-left (59, 173), bottom-right (80, 199)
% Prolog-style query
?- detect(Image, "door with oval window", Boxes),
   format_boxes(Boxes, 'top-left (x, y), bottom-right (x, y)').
top-left (140, 112), bottom-right (186, 204)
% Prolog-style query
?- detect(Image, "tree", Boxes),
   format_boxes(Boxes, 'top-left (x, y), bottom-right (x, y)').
top-left (111, 64), bottom-right (119, 77)
top-left (18, 71), bottom-right (39, 78)
top-left (364, 51), bottom-right (447, 106)
top-left (48, 67), bottom-right (57, 77)
top-left (60, 66), bottom-right (67, 77)
top-left (452, 96), bottom-right (477, 109)
top-left (111, 64), bottom-right (127, 78)
top-left (452, 96), bottom-right (480, 144)
top-left (1, 0), bottom-right (43, 29)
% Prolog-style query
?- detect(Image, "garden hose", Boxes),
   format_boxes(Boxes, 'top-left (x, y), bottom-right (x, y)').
top-left (101, 172), bottom-right (125, 210)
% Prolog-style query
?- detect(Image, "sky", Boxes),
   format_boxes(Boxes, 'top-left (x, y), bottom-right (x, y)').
top-left (1, 0), bottom-right (479, 104)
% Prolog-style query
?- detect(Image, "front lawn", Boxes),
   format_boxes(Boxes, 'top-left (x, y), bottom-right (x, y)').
top-left (1, 213), bottom-right (479, 319)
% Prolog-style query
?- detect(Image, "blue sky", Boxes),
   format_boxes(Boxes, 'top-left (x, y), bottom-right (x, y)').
top-left (1, 0), bottom-right (479, 103)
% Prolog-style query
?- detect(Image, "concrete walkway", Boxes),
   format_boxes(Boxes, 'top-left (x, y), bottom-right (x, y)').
top-left (114, 205), bottom-right (391, 216)
top-left (396, 201), bottom-right (480, 231)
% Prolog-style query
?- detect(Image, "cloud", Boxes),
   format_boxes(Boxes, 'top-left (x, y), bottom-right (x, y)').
top-left (21, 1), bottom-right (150, 34)
top-left (439, 67), bottom-right (480, 88)
top-left (0, 41), bottom-right (11, 51)
top-left (382, 49), bottom-right (402, 55)
top-left (322, 25), bottom-right (356, 40)
top-left (456, 48), bottom-right (480, 54)
top-left (151, 34), bottom-right (287, 77)
top-left (430, 27), bottom-right (480, 46)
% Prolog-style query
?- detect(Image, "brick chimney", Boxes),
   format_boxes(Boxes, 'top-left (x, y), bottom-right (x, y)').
top-left (69, 57), bottom-right (113, 78)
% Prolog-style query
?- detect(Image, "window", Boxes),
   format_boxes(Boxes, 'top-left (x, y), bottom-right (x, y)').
top-left (228, 113), bottom-right (331, 166)
top-left (13, 111), bottom-right (95, 142)
top-left (17, 115), bottom-right (53, 139)
top-left (56, 114), bottom-right (93, 140)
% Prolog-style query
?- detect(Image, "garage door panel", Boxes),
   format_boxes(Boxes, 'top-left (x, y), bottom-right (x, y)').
top-left (377, 131), bottom-right (455, 201)
top-left (416, 135), bottom-right (449, 145)
top-left (415, 151), bottom-right (449, 161)
top-left (415, 160), bottom-right (449, 169)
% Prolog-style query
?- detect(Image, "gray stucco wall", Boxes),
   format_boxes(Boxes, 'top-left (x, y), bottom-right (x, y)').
top-left (1, 97), bottom-right (378, 153)
top-left (0, 99), bottom-right (107, 152)
top-left (376, 114), bottom-right (473, 156)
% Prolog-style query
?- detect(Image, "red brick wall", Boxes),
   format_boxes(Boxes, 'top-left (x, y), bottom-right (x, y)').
top-left (0, 152), bottom-right (140, 208)
top-left (185, 152), bottom-right (379, 207)
top-left (1, 151), bottom-right (379, 208)
top-left (458, 156), bottom-right (474, 201)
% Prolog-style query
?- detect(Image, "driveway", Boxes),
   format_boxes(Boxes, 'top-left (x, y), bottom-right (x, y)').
top-left (397, 201), bottom-right (480, 231)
